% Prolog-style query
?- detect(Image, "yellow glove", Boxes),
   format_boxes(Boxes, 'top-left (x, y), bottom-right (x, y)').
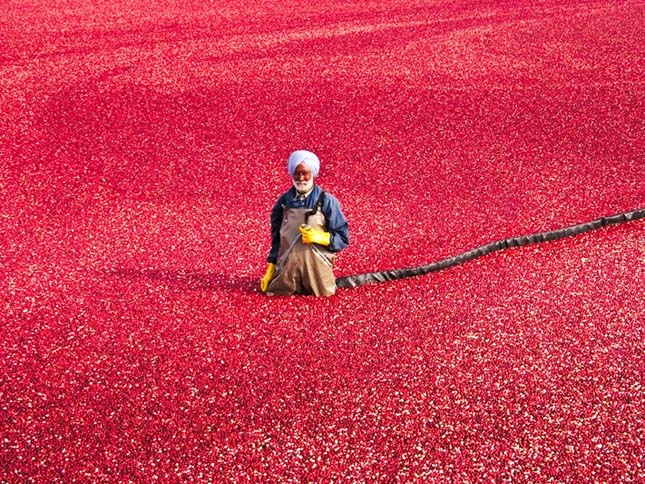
top-left (260, 263), bottom-right (276, 292)
top-left (299, 224), bottom-right (331, 246)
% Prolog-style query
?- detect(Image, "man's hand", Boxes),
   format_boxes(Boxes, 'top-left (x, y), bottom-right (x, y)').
top-left (260, 263), bottom-right (276, 292)
top-left (300, 225), bottom-right (331, 246)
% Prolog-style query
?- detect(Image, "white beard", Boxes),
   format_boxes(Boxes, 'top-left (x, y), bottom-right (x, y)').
top-left (293, 178), bottom-right (314, 194)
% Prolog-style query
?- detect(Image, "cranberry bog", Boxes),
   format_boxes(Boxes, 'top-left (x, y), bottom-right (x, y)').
top-left (1, 1), bottom-right (643, 482)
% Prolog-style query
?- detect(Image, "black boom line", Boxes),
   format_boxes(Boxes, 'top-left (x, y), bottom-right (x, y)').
top-left (336, 208), bottom-right (645, 289)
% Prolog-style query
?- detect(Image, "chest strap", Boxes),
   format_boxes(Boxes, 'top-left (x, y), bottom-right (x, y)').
top-left (304, 191), bottom-right (326, 226)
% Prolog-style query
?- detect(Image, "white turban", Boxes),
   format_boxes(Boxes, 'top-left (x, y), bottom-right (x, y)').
top-left (287, 150), bottom-right (320, 178)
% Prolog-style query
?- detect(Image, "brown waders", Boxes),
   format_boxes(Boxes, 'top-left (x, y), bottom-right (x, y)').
top-left (266, 199), bottom-right (337, 297)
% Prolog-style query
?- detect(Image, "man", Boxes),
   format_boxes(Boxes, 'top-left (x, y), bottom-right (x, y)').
top-left (260, 150), bottom-right (349, 296)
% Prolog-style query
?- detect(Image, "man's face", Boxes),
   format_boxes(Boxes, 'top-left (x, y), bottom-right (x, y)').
top-left (293, 163), bottom-right (314, 194)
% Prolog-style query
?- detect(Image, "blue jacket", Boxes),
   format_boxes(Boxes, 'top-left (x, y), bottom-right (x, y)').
top-left (268, 185), bottom-right (349, 263)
